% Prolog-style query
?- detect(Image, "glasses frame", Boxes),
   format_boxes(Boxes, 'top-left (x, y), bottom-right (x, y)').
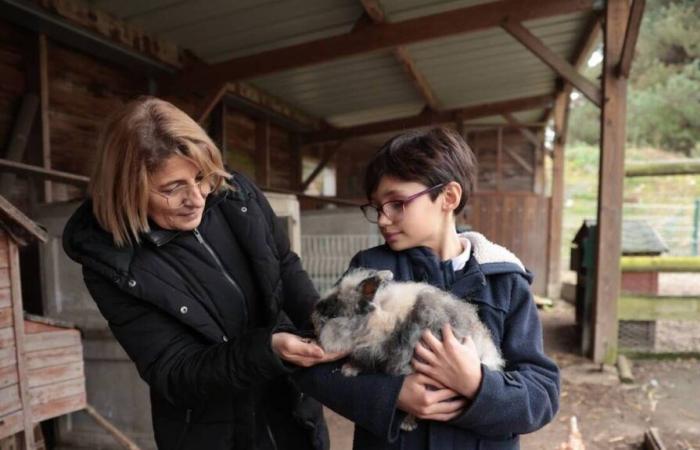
top-left (360, 183), bottom-right (445, 224)
top-left (150, 173), bottom-right (217, 208)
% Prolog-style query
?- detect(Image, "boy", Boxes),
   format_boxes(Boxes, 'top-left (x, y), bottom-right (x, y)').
top-left (297, 127), bottom-right (559, 450)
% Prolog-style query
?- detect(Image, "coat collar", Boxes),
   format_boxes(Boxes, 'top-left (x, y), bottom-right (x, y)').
top-left (142, 192), bottom-right (228, 247)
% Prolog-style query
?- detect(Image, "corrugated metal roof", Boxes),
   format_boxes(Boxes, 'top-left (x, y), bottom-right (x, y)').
top-left (90, 0), bottom-right (363, 62)
top-left (252, 50), bottom-right (425, 126)
top-left (406, 11), bottom-right (590, 109)
top-left (89, 0), bottom-right (596, 130)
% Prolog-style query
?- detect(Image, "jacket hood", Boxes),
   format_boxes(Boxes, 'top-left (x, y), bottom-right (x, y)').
top-left (459, 231), bottom-right (533, 283)
top-left (62, 191), bottom-right (229, 282)
top-left (62, 198), bottom-right (134, 282)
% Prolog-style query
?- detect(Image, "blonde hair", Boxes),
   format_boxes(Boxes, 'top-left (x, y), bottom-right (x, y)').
top-left (90, 96), bottom-right (231, 247)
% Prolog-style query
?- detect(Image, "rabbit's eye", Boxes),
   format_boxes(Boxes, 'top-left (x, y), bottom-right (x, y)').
top-left (356, 299), bottom-right (375, 315)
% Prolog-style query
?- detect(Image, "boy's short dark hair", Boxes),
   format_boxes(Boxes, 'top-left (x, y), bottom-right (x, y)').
top-left (364, 127), bottom-right (478, 214)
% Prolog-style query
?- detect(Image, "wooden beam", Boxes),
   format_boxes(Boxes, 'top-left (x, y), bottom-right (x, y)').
top-left (504, 146), bottom-right (534, 174)
top-left (592, 0), bottom-right (629, 364)
top-left (541, 15), bottom-right (601, 123)
top-left (620, 255), bottom-right (700, 272)
top-left (197, 84), bottom-right (229, 124)
top-left (393, 47), bottom-right (441, 110)
top-left (84, 404), bottom-right (141, 450)
top-left (546, 91), bottom-right (571, 298)
top-left (301, 144), bottom-right (341, 192)
top-left (263, 187), bottom-right (363, 207)
top-left (290, 133), bottom-right (303, 191)
top-left (360, 0), bottom-right (386, 23)
top-left (255, 119), bottom-right (271, 188)
top-left (502, 19), bottom-right (602, 107)
top-left (39, 34), bottom-right (52, 202)
top-left (358, 1), bottom-right (441, 110)
top-left (0, 94), bottom-right (39, 195)
top-left (618, 295), bottom-right (700, 322)
top-left (166, 0), bottom-right (595, 89)
top-left (0, 195), bottom-right (49, 244)
top-left (496, 128), bottom-right (503, 191)
top-left (9, 241), bottom-right (35, 449)
top-left (0, 158), bottom-right (89, 186)
top-left (626, 159), bottom-right (700, 177)
top-left (617, 0), bottom-right (645, 78)
top-left (502, 113), bottom-right (541, 147)
top-left (303, 94), bottom-right (553, 143)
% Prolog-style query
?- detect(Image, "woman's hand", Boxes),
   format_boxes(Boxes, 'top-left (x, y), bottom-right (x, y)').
top-left (397, 373), bottom-right (466, 421)
top-left (271, 332), bottom-right (348, 367)
top-left (412, 324), bottom-right (483, 399)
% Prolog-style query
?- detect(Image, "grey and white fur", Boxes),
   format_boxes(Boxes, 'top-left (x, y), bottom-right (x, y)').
top-left (312, 268), bottom-right (504, 430)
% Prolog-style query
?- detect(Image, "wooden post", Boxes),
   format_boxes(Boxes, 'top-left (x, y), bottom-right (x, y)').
top-left (255, 119), bottom-right (271, 188)
top-left (8, 240), bottom-right (35, 449)
top-left (290, 133), bottom-right (303, 192)
top-left (38, 34), bottom-right (53, 203)
top-left (591, 0), bottom-right (629, 363)
top-left (496, 128), bottom-right (503, 191)
top-left (0, 94), bottom-right (39, 196)
top-left (546, 91), bottom-right (572, 298)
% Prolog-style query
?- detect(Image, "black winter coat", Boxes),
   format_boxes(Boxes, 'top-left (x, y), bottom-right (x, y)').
top-left (63, 173), bottom-right (328, 450)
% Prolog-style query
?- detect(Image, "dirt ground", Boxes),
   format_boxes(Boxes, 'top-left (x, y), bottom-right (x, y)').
top-left (324, 300), bottom-right (700, 450)
top-left (521, 301), bottom-right (700, 450)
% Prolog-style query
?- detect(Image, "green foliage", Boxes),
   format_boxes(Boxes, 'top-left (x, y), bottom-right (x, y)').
top-left (567, 0), bottom-right (700, 154)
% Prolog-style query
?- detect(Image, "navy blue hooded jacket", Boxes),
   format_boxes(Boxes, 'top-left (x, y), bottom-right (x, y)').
top-left (295, 232), bottom-right (560, 450)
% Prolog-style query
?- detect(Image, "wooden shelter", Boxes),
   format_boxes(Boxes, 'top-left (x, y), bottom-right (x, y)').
top-left (0, 195), bottom-right (85, 449)
top-left (0, 0), bottom-right (644, 369)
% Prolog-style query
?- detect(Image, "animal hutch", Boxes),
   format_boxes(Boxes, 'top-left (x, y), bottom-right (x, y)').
top-left (572, 219), bottom-right (700, 355)
top-left (0, 195), bottom-right (86, 449)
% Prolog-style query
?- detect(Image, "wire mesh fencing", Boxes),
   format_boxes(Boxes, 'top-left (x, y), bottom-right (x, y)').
top-left (301, 234), bottom-right (383, 294)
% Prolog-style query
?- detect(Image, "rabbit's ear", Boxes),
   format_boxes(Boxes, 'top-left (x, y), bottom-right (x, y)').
top-left (358, 275), bottom-right (382, 300)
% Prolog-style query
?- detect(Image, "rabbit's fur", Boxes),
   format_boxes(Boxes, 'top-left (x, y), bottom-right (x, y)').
top-left (312, 268), bottom-right (504, 430)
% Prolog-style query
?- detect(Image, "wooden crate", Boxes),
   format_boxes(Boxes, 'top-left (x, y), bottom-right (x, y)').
top-left (0, 196), bottom-right (86, 448)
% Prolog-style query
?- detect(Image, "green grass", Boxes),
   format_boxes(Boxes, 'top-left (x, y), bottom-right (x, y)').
top-left (561, 143), bottom-right (700, 265)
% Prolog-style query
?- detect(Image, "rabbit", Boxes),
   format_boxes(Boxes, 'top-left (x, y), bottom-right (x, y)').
top-left (311, 268), bottom-right (504, 431)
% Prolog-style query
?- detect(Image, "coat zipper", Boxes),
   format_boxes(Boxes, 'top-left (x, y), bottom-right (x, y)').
top-left (193, 227), bottom-right (249, 325)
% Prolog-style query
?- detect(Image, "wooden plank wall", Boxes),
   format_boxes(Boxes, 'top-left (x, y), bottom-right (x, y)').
top-left (224, 111), bottom-right (257, 180)
top-left (0, 17), bottom-right (306, 209)
top-left (463, 192), bottom-right (551, 295)
top-left (466, 128), bottom-right (537, 192)
top-left (47, 43), bottom-right (148, 180)
top-left (0, 22), bottom-right (35, 210)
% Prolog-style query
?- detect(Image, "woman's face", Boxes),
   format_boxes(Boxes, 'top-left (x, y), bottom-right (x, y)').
top-left (147, 155), bottom-right (208, 231)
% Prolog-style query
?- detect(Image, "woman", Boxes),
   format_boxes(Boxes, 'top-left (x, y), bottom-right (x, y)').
top-left (63, 97), bottom-right (339, 450)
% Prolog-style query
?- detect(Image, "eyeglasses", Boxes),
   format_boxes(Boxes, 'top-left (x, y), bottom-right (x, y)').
top-left (151, 173), bottom-right (218, 208)
top-left (360, 184), bottom-right (445, 224)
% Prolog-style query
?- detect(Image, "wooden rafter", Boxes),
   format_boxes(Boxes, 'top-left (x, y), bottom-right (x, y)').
top-left (197, 84), bottom-right (229, 124)
top-left (502, 19), bottom-right (602, 107)
top-left (504, 146), bottom-right (534, 174)
top-left (541, 14), bottom-right (601, 123)
top-left (501, 113), bottom-right (541, 148)
top-left (617, 0), bottom-right (645, 78)
top-left (0, 158), bottom-right (89, 186)
top-left (300, 142), bottom-right (343, 192)
top-left (303, 94), bottom-right (553, 143)
top-left (393, 47), bottom-right (440, 110)
top-left (359, 0), bottom-right (440, 110)
top-left (165, 0), bottom-right (595, 89)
